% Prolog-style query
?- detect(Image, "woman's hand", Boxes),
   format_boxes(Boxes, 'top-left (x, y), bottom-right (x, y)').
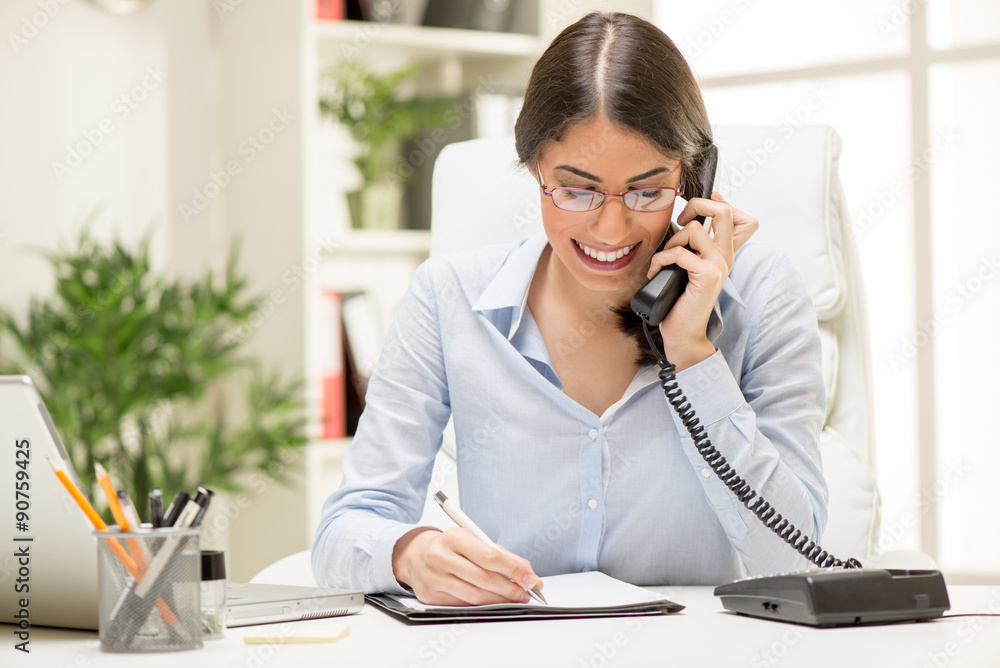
top-left (648, 192), bottom-right (759, 370)
top-left (391, 527), bottom-right (544, 606)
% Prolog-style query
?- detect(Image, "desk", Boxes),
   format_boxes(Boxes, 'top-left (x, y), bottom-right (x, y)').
top-left (11, 585), bottom-right (1000, 667)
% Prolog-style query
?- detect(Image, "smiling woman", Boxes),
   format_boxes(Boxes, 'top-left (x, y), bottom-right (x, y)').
top-left (312, 12), bottom-right (827, 606)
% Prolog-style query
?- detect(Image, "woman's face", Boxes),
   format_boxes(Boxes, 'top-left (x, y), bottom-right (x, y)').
top-left (534, 116), bottom-right (683, 299)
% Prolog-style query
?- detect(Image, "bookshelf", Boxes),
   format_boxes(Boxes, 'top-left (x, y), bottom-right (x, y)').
top-left (304, 4), bottom-right (546, 450)
top-left (219, 0), bottom-right (652, 581)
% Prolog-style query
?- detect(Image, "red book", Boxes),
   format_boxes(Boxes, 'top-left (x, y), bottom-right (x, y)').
top-left (316, 0), bottom-right (344, 21)
top-left (319, 290), bottom-right (346, 439)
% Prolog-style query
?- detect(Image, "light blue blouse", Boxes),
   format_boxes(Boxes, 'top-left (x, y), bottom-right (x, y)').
top-left (312, 234), bottom-right (828, 594)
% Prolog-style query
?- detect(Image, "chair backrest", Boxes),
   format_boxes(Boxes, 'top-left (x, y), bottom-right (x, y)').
top-left (428, 125), bottom-right (879, 562)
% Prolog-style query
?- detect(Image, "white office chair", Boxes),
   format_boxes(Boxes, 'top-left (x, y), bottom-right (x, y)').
top-left (254, 125), bottom-right (881, 586)
top-left (426, 125), bottom-right (880, 565)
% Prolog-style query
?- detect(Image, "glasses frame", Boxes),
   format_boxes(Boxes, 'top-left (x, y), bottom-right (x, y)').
top-left (536, 161), bottom-right (684, 213)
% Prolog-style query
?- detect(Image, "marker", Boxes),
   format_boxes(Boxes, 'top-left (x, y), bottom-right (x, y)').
top-left (161, 490), bottom-right (190, 528)
top-left (433, 490), bottom-right (546, 604)
top-left (190, 486), bottom-right (215, 527)
top-left (148, 489), bottom-right (164, 528)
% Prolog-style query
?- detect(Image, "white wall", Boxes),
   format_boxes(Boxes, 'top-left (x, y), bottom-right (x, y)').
top-left (0, 0), bottom-right (309, 582)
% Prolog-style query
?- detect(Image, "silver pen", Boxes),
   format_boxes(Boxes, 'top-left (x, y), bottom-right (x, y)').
top-left (433, 491), bottom-right (547, 604)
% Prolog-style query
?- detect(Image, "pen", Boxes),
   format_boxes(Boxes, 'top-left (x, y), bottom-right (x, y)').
top-left (190, 486), bottom-right (215, 526)
top-left (149, 488), bottom-right (164, 528)
top-left (161, 490), bottom-right (190, 528)
top-left (133, 498), bottom-right (202, 599)
top-left (433, 490), bottom-right (547, 605)
top-left (47, 457), bottom-right (182, 631)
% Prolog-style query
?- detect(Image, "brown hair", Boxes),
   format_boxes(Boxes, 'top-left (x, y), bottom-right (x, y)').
top-left (514, 12), bottom-right (714, 365)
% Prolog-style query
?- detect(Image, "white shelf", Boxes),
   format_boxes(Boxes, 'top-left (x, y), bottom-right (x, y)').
top-left (325, 229), bottom-right (431, 256)
top-left (314, 20), bottom-right (543, 63)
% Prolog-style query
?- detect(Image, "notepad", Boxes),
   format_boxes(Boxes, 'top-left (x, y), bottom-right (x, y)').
top-left (366, 571), bottom-right (684, 622)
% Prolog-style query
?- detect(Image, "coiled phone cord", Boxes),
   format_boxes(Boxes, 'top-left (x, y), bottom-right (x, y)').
top-left (642, 319), bottom-right (863, 570)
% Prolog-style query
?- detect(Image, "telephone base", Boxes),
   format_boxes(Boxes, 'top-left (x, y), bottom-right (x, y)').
top-left (713, 568), bottom-right (950, 627)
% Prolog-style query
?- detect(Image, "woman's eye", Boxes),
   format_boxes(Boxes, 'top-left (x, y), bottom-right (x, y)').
top-left (637, 189), bottom-right (663, 200)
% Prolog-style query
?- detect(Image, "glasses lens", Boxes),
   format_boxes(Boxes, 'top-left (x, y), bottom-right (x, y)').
top-left (551, 188), bottom-right (603, 211)
top-left (623, 188), bottom-right (675, 212)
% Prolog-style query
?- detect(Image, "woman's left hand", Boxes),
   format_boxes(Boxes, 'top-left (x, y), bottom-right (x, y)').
top-left (647, 192), bottom-right (758, 370)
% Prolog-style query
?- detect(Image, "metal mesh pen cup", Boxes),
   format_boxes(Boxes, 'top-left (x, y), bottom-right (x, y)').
top-left (95, 527), bottom-right (203, 652)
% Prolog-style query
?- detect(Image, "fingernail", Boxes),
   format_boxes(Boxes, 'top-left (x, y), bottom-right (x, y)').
top-left (521, 573), bottom-right (537, 587)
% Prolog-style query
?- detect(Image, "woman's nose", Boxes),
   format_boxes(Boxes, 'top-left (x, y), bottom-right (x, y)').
top-left (588, 198), bottom-right (631, 245)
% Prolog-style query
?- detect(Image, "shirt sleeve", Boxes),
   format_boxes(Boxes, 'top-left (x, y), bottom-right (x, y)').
top-left (311, 261), bottom-right (452, 594)
top-left (666, 251), bottom-right (829, 575)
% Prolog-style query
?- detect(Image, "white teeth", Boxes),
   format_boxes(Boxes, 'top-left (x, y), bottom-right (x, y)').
top-left (575, 240), bottom-right (637, 262)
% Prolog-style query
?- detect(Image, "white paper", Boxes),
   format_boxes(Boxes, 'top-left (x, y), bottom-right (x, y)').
top-left (389, 571), bottom-right (668, 612)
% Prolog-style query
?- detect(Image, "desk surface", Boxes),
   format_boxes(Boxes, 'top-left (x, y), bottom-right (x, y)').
top-left (9, 585), bottom-right (1000, 667)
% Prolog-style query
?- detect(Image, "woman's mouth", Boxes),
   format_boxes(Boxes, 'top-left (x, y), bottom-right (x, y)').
top-left (572, 240), bottom-right (640, 271)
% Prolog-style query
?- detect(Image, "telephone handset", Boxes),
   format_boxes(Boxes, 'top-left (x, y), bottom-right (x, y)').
top-left (629, 145), bottom-right (949, 626)
top-left (630, 144), bottom-right (719, 326)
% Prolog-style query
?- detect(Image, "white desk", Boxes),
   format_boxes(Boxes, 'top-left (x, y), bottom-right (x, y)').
top-left (12, 585), bottom-right (1000, 667)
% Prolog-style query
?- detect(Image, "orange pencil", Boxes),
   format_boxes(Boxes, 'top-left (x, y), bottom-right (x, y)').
top-left (47, 457), bottom-right (180, 628)
top-left (95, 461), bottom-right (150, 572)
top-left (47, 457), bottom-right (136, 571)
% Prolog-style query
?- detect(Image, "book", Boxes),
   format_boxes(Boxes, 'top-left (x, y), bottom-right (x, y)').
top-left (318, 290), bottom-right (345, 439)
top-left (365, 571), bottom-right (684, 623)
top-left (315, 0), bottom-right (343, 21)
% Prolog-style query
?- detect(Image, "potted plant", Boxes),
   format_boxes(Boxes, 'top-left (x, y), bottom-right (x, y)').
top-left (319, 61), bottom-right (452, 229)
top-left (0, 230), bottom-right (307, 522)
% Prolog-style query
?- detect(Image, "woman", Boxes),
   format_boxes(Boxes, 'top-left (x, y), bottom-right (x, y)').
top-left (312, 12), bottom-right (827, 606)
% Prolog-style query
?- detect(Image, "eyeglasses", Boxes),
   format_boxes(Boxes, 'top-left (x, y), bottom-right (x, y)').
top-left (537, 163), bottom-right (684, 213)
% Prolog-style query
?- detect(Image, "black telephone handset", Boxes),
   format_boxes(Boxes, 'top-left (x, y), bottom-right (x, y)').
top-left (629, 145), bottom-right (950, 627)
top-left (630, 145), bottom-right (719, 326)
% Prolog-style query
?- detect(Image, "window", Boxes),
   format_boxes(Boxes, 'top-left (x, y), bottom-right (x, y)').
top-left (655, 0), bottom-right (1000, 579)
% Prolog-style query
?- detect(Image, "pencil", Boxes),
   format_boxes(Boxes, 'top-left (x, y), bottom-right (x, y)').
top-left (47, 457), bottom-right (135, 570)
top-left (47, 457), bottom-right (181, 629)
top-left (95, 460), bottom-right (151, 571)
top-left (117, 489), bottom-right (150, 572)
top-left (95, 461), bottom-right (128, 526)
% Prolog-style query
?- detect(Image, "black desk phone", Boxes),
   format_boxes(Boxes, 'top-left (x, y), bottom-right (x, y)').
top-left (630, 144), bottom-right (949, 626)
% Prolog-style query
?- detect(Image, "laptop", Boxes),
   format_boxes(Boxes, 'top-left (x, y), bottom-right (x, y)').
top-left (0, 375), bottom-right (362, 630)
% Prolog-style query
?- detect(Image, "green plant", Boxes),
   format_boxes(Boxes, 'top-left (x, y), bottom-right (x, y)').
top-left (0, 230), bottom-right (307, 522)
top-left (319, 61), bottom-right (453, 187)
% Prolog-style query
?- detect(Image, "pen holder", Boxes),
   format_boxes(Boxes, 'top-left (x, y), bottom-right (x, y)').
top-left (95, 527), bottom-right (203, 653)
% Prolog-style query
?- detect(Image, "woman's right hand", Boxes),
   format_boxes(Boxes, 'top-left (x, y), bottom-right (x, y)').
top-left (391, 527), bottom-right (544, 606)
